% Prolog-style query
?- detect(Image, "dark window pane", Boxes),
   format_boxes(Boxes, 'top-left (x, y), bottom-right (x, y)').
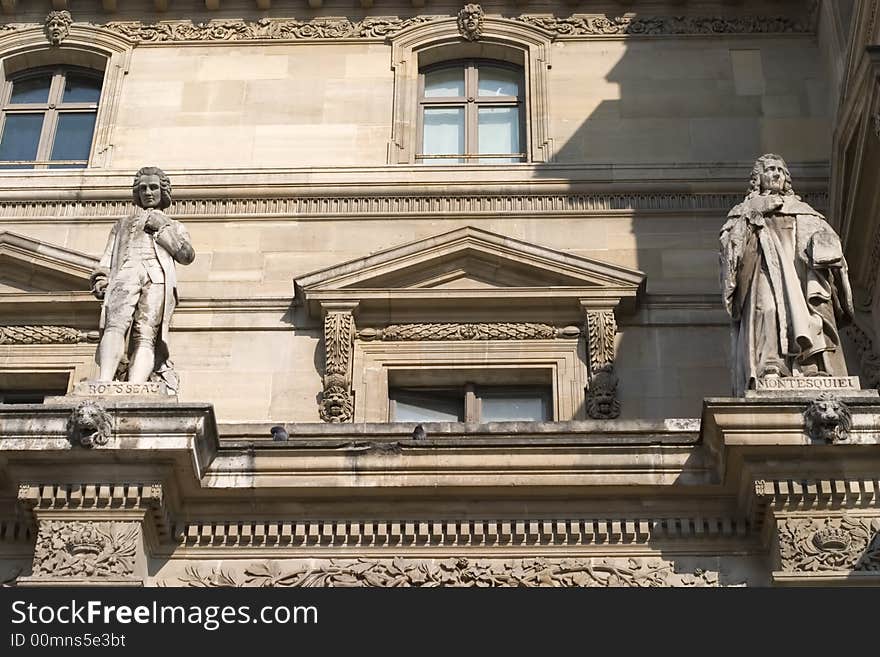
top-left (9, 76), bottom-right (52, 104)
top-left (480, 389), bottom-right (550, 422)
top-left (391, 389), bottom-right (464, 422)
top-left (0, 113), bottom-right (44, 163)
top-left (63, 74), bottom-right (102, 104)
top-left (50, 112), bottom-right (96, 163)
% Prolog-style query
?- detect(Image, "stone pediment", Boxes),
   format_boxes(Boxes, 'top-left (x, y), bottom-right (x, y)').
top-left (0, 231), bottom-right (96, 293)
top-left (295, 226), bottom-right (645, 321)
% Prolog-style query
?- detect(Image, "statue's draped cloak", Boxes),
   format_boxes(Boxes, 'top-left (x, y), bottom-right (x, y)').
top-left (719, 195), bottom-right (853, 395)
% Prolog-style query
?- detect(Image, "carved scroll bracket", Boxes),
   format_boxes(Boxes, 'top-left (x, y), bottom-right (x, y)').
top-left (581, 301), bottom-right (620, 419)
top-left (319, 302), bottom-right (358, 424)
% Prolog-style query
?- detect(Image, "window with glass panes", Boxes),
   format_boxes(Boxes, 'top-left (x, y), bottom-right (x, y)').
top-left (0, 66), bottom-right (102, 169)
top-left (390, 385), bottom-right (552, 422)
top-left (418, 60), bottom-right (525, 164)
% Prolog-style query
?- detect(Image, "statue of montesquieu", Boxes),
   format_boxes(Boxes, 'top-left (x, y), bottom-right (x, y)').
top-left (89, 167), bottom-right (194, 392)
top-left (719, 154), bottom-right (854, 395)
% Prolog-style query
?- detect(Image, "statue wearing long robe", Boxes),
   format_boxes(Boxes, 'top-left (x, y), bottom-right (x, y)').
top-left (720, 193), bottom-right (853, 395)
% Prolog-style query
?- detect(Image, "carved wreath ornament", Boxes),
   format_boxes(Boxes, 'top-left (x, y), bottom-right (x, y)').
top-left (777, 517), bottom-right (880, 573)
top-left (176, 557), bottom-right (720, 587)
top-left (33, 521), bottom-right (138, 579)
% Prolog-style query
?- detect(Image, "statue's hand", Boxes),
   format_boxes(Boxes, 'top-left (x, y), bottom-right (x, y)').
top-left (89, 270), bottom-right (109, 300)
top-left (143, 211), bottom-right (169, 234)
top-left (746, 209), bottom-right (765, 229)
top-left (753, 195), bottom-right (784, 215)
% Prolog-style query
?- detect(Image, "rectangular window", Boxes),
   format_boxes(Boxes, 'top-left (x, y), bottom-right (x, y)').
top-left (390, 384), bottom-right (551, 423)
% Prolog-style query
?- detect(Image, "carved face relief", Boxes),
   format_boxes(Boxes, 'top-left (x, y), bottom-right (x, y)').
top-left (759, 158), bottom-right (786, 195)
top-left (457, 4), bottom-right (484, 41)
top-left (45, 10), bottom-right (73, 46)
top-left (136, 174), bottom-right (163, 209)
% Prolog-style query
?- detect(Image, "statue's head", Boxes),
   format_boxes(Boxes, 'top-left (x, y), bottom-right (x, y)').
top-left (45, 10), bottom-right (72, 46)
top-left (587, 365), bottom-right (621, 419)
top-left (132, 166), bottom-right (172, 210)
top-left (749, 153), bottom-right (794, 197)
top-left (457, 3), bottom-right (484, 41)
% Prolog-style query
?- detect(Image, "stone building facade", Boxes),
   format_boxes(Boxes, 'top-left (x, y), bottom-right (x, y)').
top-left (0, 0), bottom-right (878, 587)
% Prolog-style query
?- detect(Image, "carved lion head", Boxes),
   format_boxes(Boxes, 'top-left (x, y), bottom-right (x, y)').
top-left (587, 365), bottom-right (621, 420)
top-left (804, 393), bottom-right (851, 444)
top-left (68, 401), bottom-right (112, 448)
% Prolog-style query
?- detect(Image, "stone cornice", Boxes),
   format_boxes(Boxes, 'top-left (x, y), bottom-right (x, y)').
top-left (0, 12), bottom-right (816, 44)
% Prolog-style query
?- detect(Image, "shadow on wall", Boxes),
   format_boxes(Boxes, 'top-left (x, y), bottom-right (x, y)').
top-left (533, 24), bottom-right (833, 418)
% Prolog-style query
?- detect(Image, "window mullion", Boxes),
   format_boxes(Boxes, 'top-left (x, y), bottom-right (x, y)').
top-left (35, 108), bottom-right (57, 167)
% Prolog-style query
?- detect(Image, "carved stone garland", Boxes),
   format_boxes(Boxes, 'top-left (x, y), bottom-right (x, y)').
top-left (585, 309), bottom-right (620, 419)
top-left (319, 308), bottom-right (355, 423)
top-left (358, 323), bottom-right (579, 341)
top-left (32, 521), bottom-right (139, 579)
top-left (0, 325), bottom-right (99, 345)
top-left (175, 557), bottom-right (722, 588)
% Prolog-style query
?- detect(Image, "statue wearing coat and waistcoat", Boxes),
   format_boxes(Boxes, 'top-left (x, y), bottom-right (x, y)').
top-left (719, 154), bottom-right (854, 396)
top-left (90, 166), bottom-right (195, 391)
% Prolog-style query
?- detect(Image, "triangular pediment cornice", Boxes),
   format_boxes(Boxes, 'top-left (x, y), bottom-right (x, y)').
top-left (0, 231), bottom-right (97, 293)
top-left (295, 226), bottom-right (645, 320)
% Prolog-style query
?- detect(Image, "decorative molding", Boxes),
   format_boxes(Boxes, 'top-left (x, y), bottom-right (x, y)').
top-left (174, 557), bottom-right (724, 587)
top-left (358, 323), bottom-right (579, 341)
top-left (514, 13), bottom-right (815, 38)
top-left (777, 516), bottom-right (880, 573)
top-left (319, 308), bottom-right (355, 423)
top-left (585, 310), bottom-right (620, 420)
top-left (803, 394), bottom-right (852, 444)
top-left (0, 325), bottom-right (99, 345)
top-left (170, 515), bottom-right (747, 548)
top-left (0, 12), bottom-right (814, 44)
top-left (100, 16), bottom-right (437, 42)
top-left (67, 400), bottom-right (112, 448)
top-left (586, 310), bottom-right (616, 372)
top-left (752, 477), bottom-right (880, 511)
top-left (844, 325), bottom-right (880, 388)
top-left (0, 192), bottom-right (830, 223)
top-left (32, 520), bottom-right (138, 579)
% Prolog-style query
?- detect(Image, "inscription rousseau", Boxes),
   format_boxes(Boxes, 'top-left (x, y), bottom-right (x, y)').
top-left (75, 381), bottom-right (165, 396)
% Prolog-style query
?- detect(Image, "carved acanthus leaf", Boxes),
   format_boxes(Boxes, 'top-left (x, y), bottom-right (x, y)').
top-left (0, 325), bottom-right (98, 345)
top-left (32, 521), bottom-right (139, 579)
top-left (777, 516), bottom-right (880, 573)
top-left (359, 323), bottom-right (577, 341)
top-left (175, 557), bottom-right (723, 588)
top-left (586, 310), bottom-right (616, 372)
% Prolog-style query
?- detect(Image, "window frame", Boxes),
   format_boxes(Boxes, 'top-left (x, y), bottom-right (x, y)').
top-left (388, 16), bottom-right (554, 164)
top-left (416, 59), bottom-right (526, 164)
top-left (0, 65), bottom-right (102, 169)
top-left (389, 383), bottom-right (553, 423)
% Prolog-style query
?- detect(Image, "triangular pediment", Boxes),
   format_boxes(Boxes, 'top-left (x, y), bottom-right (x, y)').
top-left (0, 231), bottom-right (97, 293)
top-left (295, 227), bottom-right (646, 320)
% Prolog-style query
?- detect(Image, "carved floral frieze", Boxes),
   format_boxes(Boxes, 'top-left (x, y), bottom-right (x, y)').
top-left (358, 323), bottom-right (578, 341)
top-left (777, 516), bottom-right (880, 573)
top-left (174, 557), bottom-right (723, 587)
top-left (1, 12), bottom-right (814, 44)
top-left (32, 521), bottom-right (139, 579)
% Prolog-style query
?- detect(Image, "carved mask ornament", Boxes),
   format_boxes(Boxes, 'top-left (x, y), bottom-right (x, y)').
top-left (457, 3), bottom-right (484, 41)
top-left (45, 10), bottom-right (73, 45)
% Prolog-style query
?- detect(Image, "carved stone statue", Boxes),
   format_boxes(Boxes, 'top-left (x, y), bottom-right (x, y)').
top-left (45, 10), bottom-right (72, 45)
top-left (720, 154), bottom-right (854, 395)
top-left (90, 167), bottom-right (194, 391)
top-left (457, 4), bottom-right (484, 41)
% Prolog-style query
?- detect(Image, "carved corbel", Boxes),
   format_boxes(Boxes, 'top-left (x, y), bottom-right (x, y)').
top-left (319, 302), bottom-right (358, 423)
top-left (581, 303), bottom-right (620, 419)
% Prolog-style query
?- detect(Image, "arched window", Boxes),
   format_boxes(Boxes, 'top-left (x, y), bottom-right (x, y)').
top-left (418, 60), bottom-right (525, 164)
top-left (0, 65), bottom-right (102, 169)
